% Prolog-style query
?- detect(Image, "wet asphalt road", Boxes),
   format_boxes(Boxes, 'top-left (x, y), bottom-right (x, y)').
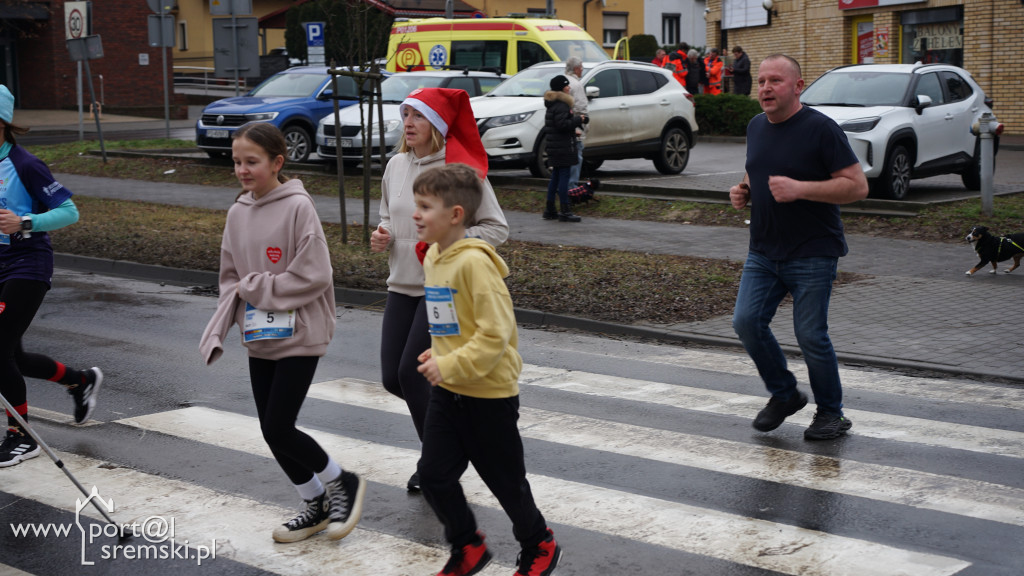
top-left (0, 271), bottom-right (1021, 575)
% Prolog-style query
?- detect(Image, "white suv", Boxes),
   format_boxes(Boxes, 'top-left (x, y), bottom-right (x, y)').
top-left (472, 60), bottom-right (698, 178)
top-left (801, 63), bottom-right (999, 200)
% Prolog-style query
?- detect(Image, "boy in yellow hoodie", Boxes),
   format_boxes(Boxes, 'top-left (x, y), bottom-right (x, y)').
top-left (414, 163), bottom-right (562, 576)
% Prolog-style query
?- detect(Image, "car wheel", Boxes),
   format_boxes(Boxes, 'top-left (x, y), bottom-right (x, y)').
top-left (874, 144), bottom-right (911, 200)
top-left (581, 158), bottom-right (603, 176)
top-left (960, 139), bottom-right (994, 191)
top-left (282, 125), bottom-right (313, 163)
top-left (530, 134), bottom-right (552, 179)
top-left (653, 127), bottom-right (689, 175)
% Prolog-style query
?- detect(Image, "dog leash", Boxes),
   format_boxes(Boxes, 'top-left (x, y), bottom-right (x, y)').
top-left (997, 236), bottom-right (1024, 258)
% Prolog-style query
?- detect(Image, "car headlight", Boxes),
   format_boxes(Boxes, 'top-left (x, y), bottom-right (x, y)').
top-left (370, 119), bottom-right (402, 134)
top-left (245, 112), bottom-right (280, 122)
top-left (481, 111), bottom-right (535, 130)
top-left (841, 117), bottom-right (881, 133)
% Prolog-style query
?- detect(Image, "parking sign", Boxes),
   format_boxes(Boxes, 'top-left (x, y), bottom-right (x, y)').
top-left (303, 22), bottom-right (325, 65)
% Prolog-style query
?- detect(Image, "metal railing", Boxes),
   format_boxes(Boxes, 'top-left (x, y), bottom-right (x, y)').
top-left (172, 66), bottom-right (248, 95)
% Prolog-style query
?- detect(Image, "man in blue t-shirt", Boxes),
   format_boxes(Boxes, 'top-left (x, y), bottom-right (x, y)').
top-left (728, 54), bottom-right (868, 441)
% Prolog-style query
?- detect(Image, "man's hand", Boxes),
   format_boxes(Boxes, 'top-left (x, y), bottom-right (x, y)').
top-left (768, 175), bottom-right (804, 203)
top-left (729, 182), bottom-right (750, 210)
top-left (417, 349), bottom-right (442, 386)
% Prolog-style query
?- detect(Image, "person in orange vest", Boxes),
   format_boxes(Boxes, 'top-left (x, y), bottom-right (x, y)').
top-left (665, 52), bottom-right (687, 88)
top-left (675, 42), bottom-right (691, 64)
top-left (704, 48), bottom-right (724, 95)
top-left (651, 49), bottom-right (668, 67)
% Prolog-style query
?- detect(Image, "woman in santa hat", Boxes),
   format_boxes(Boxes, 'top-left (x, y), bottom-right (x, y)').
top-left (368, 88), bottom-right (508, 492)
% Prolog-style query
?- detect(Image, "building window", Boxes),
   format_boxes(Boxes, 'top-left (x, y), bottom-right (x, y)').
top-left (178, 21), bottom-right (188, 51)
top-left (900, 7), bottom-right (963, 67)
top-left (603, 13), bottom-right (627, 47)
top-left (662, 14), bottom-right (680, 46)
top-left (722, 0), bottom-right (768, 30)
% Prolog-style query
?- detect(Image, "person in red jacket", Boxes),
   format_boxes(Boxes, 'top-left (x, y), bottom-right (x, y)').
top-left (665, 52), bottom-right (688, 88)
top-left (704, 47), bottom-right (725, 95)
top-left (651, 49), bottom-right (668, 67)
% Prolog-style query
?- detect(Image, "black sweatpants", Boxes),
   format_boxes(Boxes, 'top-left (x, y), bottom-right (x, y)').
top-left (249, 356), bottom-right (328, 485)
top-left (418, 386), bottom-right (547, 550)
top-left (0, 279), bottom-right (88, 428)
top-left (380, 292), bottom-right (432, 440)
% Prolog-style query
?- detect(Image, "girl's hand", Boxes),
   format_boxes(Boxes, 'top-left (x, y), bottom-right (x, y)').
top-left (417, 349), bottom-right (442, 386)
top-left (0, 209), bottom-right (22, 235)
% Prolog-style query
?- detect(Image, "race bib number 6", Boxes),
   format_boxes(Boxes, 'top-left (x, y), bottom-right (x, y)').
top-left (243, 302), bottom-right (295, 342)
top-left (425, 286), bottom-right (460, 336)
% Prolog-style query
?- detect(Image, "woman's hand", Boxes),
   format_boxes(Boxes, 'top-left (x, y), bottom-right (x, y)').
top-left (370, 225), bottom-right (391, 253)
top-left (0, 209), bottom-right (24, 235)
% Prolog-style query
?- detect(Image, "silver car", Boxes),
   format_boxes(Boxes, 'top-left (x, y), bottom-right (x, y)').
top-left (801, 63), bottom-right (999, 200)
top-left (316, 70), bottom-right (506, 164)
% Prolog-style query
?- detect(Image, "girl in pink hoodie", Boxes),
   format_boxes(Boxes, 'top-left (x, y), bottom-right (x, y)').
top-left (199, 123), bottom-right (365, 544)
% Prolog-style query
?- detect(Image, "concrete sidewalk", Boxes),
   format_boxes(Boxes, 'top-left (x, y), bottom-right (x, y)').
top-left (53, 173), bottom-right (1024, 383)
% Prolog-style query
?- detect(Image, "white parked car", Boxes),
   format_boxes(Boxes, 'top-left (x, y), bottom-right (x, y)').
top-left (472, 60), bottom-right (698, 178)
top-left (316, 69), bottom-right (506, 163)
top-left (801, 63), bottom-right (999, 200)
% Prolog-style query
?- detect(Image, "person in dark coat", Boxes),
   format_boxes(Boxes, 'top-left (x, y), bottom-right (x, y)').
top-left (730, 46), bottom-right (752, 96)
top-left (542, 75), bottom-right (586, 222)
top-left (684, 49), bottom-right (707, 95)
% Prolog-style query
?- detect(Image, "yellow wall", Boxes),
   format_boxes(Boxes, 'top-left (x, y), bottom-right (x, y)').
top-left (174, 0), bottom-right (290, 69)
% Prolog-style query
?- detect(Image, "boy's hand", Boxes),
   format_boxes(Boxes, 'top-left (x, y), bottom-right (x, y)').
top-left (417, 349), bottom-right (442, 386)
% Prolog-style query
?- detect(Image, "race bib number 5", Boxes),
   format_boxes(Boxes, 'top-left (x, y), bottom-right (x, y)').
top-left (243, 302), bottom-right (295, 342)
top-left (425, 286), bottom-right (460, 336)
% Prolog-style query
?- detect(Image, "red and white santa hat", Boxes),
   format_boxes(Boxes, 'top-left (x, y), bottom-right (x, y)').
top-left (400, 87), bottom-right (488, 178)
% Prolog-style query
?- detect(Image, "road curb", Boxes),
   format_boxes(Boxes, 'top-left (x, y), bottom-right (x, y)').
top-left (54, 253), bottom-right (1021, 384)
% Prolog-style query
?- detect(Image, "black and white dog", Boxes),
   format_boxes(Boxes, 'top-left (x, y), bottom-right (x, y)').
top-left (965, 225), bottom-right (1024, 275)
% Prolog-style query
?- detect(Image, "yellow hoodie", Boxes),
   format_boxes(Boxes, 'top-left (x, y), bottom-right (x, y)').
top-left (423, 238), bottom-right (521, 399)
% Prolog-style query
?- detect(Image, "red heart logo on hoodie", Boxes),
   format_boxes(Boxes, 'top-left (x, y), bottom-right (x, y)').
top-left (0, 302), bottom-right (5, 314)
top-left (266, 247), bottom-right (282, 263)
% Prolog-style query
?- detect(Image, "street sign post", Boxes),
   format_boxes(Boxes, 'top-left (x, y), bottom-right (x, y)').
top-left (146, 0), bottom-right (175, 138)
top-left (211, 0), bottom-right (255, 96)
top-left (303, 22), bottom-right (325, 66)
top-left (65, 35), bottom-right (107, 162)
top-left (65, 1), bottom-right (90, 139)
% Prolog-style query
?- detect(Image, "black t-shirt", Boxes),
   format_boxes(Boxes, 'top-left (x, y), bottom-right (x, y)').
top-left (744, 106), bottom-right (859, 260)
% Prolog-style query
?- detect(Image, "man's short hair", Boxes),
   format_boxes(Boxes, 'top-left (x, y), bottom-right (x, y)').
top-left (762, 53), bottom-right (802, 78)
top-left (565, 56), bottom-right (583, 75)
top-left (413, 163), bottom-right (483, 223)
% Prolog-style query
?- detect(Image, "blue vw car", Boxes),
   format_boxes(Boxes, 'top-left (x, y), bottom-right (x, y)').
top-left (196, 66), bottom-right (361, 163)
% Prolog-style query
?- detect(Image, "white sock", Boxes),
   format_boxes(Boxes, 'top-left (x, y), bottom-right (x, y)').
top-left (295, 475), bottom-right (325, 501)
top-left (317, 458), bottom-right (342, 483)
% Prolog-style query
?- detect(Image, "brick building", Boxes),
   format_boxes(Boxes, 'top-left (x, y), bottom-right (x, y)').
top-left (2, 0), bottom-right (186, 117)
top-left (705, 0), bottom-right (1022, 134)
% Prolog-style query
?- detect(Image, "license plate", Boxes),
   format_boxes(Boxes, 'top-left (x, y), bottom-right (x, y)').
top-left (207, 129), bottom-right (229, 139)
top-left (325, 137), bottom-right (336, 147)
top-left (341, 139), bottom-right (353, 148)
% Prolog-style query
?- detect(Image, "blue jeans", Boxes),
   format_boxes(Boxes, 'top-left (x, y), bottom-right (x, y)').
top-left (731, 252), bottom-right (843, 415)
top-left (547, 165), bottom-right (571, 206)
top-left (569, 139), bottom-right (584, 186)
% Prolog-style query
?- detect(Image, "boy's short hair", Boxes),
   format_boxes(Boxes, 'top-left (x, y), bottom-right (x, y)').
top-left (412, 163), bottom-right (483, 223)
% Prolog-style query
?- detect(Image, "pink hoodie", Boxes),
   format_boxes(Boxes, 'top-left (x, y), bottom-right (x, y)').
top-left (200, 179), bottom-right (336, 364)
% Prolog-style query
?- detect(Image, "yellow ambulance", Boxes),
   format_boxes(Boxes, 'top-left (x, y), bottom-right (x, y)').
top-left (387, 17), bottom-right (608, 75)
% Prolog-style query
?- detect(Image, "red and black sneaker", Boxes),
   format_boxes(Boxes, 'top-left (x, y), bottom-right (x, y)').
top-left (438, 531), bottom-right (491, 576)
top-left (515, 528), bottom-right (562, 576)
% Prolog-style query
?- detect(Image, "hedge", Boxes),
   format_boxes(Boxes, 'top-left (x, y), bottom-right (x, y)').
top-left (693, 93), bottom-right (762, 137)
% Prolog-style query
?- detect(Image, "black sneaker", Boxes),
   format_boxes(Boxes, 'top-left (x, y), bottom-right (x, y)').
top-left (804, 411), bottom-right (853, 440)
top-left (0, 428), bottom-right (41, 468)
top-left (516, 528), bottom-right (562, 576)
top-left (325, 471), bottom-right (366, 540)
top-left (752, 390), bottom-right (808, 432)
top-left (69, 367), bottom-right (103, 424)
top-left (272, 493), bottom-right (329, 543)
top-left (407, 470), bottom-right (421, 493)
top-left (542, 210), bottom-right (558, 220)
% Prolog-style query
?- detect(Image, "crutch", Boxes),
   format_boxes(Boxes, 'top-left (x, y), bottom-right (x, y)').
top-left (0, 390), bottom-right (119, 529)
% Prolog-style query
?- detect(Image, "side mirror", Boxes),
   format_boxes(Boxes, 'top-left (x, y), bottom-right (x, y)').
top-left (913, 94), bottom-right (932, 114)
top-left (585, 85), bottom-right (600, 99)
top-left (318, 89), bottom-right (334, 101)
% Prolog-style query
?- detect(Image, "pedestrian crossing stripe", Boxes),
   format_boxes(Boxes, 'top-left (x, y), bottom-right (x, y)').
top-left (112, 405), bottom-right (971, 576)
top-left (2, 451), bottom-right (514, 576)
top-left (306, 378), bottom-right (1024, 528)
top-left (519, 365), bottom-right (1024, 459)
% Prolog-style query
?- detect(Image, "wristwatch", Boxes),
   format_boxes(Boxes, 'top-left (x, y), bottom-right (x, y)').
top-left (20, 215), bottom-right (32, 232)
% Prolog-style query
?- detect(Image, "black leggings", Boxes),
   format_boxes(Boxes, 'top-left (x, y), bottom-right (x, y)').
top-left (380, 292), bottom-right (432, 440)
top-left (249, 356), bottom-right (328, 485)
top-left (0, 279), bottom-right (82, 426)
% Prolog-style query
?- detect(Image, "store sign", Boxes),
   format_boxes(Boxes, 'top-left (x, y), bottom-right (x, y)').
top-left (839, 0), bottom-right (925, 10)
top-left (912, 23), bottom-right (962, 51)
